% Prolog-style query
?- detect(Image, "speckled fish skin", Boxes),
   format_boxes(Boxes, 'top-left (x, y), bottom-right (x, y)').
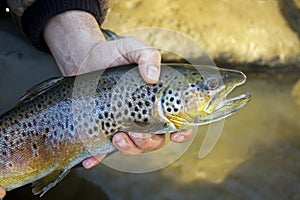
top-left (0, 63), bottom-right (251, 196)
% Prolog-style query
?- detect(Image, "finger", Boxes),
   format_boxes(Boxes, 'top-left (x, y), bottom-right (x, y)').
top-left (79, 37), bottom-right (161, 84)
top-left (128, 132), bottom-right (165, 151)
top-left (136, 49), bottom-right (161, 84)
top-left (0, 185), bottom-right (5, 199)
top-left (112, 132), bottom-right (144, 155)
top-left (170, 129), bottom-right (193, 143)
top-left (82, 154), bottom-right (107, 169)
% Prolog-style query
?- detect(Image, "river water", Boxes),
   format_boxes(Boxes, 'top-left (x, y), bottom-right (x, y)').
top-left (1, 15), bottom-right (300, 200)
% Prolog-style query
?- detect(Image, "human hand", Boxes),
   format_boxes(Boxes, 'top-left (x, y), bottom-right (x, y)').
top-left (43, 11), bottom-right (193, 170)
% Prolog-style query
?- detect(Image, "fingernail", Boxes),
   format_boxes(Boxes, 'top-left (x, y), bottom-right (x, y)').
top-left (175, 135), bottom-right (185, 142)
top-left (172, 134), bottom-right (185, 143)
top-left (114, 135), bottom-right (128, 148)
top-left (147, 65), bottom-right (159, 82)
top-left (83, 159), bottom-right (96, 169)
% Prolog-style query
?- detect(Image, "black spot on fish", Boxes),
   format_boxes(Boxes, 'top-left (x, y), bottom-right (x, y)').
top-left (142, 109), bottom-right (147, 115)
top-left (124, 109), bottom-right (129, 115)
top-left (134, 106), bottom-right (139, 112)
top-left (70, 124), bottom-right (74, 131)
top-left (138, 101), bottom-right (143, 107)
top-left (151, 96), bottom-right (156, 102)
top-left (32, 143), bottom-right (37, 150)
top-left (145, 101), bottom-right (151, 107)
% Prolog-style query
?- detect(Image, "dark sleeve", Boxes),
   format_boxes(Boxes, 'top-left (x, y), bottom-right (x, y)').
top-left (21, 0), bottom-right (109, 52)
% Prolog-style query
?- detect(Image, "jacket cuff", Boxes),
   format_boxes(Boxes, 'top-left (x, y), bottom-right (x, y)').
top-left (21, 0), bottom-right (106, 52)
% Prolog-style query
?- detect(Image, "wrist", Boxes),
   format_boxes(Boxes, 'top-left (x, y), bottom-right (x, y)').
top-left (43, 10), bottom-right (106, 76)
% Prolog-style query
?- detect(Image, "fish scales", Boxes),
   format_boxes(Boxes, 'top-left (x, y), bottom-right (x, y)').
top-left (0, 63), bottom-right (251, 195)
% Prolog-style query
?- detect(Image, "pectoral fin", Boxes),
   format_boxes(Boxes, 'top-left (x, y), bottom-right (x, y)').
top-left (32, 168), bottom-right (71, 197)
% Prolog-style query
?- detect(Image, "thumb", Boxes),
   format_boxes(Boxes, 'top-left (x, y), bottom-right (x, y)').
top-left (78, 36), bottom-right (161, 84)
top-left (114, 36), bottom-right (161, 83)
top-left (136, 49), bottom-right (161, 84)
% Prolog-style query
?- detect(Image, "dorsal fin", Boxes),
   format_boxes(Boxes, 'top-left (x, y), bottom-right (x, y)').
top-left (101, 28), bottom-right (122, 40)
top-left (18, 77), bottom-right (64, 105)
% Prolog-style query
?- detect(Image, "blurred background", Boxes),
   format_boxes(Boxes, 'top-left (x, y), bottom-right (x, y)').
top-left (1, 0), bottom-right (300, 199)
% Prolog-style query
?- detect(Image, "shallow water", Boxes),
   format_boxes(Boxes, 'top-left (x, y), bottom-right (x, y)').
top-left (1, 16), bottom-right (300, 200)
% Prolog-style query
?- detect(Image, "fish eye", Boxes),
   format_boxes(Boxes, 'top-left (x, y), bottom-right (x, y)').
top-left (205, 77), bottom-right (219, 90)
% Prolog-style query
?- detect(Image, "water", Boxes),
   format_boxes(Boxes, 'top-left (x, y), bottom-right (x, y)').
top-left (1, 15), bottom-right (300, 200)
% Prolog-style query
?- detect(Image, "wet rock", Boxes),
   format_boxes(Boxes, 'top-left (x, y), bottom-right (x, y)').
top-left (103, 0), bottom-right (300, 68)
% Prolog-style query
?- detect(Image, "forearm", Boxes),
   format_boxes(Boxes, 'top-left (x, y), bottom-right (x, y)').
top-left (43, 11), bottom-right (105, 76)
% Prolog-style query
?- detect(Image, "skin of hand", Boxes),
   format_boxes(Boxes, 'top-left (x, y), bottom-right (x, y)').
top-left (0, 185), bottom-right (5, 199)
top-left (42, 11), bottom-right (193, 169)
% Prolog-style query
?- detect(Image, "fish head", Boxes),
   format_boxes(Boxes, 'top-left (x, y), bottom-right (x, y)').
top-left (160, 64), bottom-right (251, 129)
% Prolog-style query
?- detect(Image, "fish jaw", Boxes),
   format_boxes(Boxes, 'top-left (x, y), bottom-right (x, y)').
top-left (193, 92), bottom-right (251, 125)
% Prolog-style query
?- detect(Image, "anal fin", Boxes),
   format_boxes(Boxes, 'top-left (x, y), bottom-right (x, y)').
top-left (32, 168), bottom-right (71, 197)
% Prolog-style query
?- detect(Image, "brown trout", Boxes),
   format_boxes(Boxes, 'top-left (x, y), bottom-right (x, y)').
top-left (0, 63), bottom-right (251, 196)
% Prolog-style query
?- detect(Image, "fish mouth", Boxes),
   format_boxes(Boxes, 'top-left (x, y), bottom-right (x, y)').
top-left (196, 92), bottom-right (251, 125)
top-left (195, 70), bottom-right (251, 125)
top-left (213, 92), bottom-right (251, 118)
